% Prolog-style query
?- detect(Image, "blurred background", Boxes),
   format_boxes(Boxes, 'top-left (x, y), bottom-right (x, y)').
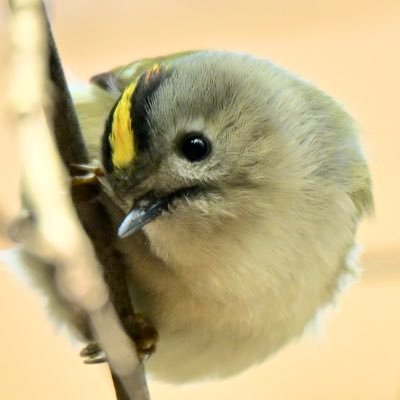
top-left (0, 0), bottom-right (399, 399)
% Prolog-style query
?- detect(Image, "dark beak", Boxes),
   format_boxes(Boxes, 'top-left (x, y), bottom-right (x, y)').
top-left (117, 187), bottom-right (199, 238)
top-left (118, 194), bottom-right (169, 238)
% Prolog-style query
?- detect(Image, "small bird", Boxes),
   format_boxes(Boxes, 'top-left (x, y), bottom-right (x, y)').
top-left (22, 51), bottom-right (373, 382)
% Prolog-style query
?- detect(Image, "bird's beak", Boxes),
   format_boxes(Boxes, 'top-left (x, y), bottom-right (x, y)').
top-left (117, 186), bottom-right (200, 238)
top-left (118, 194), bottom-right (169, 238)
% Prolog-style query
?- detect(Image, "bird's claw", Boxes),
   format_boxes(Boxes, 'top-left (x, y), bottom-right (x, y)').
top-left (123, 313), bottom-right (159, 361)
top-left (80, 342), bottom-right (107, 364)
top-left (70, 163), bottom-right (104, 187)
top-left (80, 313), bottom-right (158, 365)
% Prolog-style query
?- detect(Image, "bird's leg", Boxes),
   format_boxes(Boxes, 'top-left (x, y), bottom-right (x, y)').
top-left (80, 342), bottom-right (106, 364)
top-left (70, 162), bottom-right (122, 209)
top-left (123, 313), bottom-right (159, 360)
top-left (80, 313), bottom-right (158, 364)
top-left (70, 162), bottom-right (105, 187)
top-left (72, 163), bottom-right (159, 363)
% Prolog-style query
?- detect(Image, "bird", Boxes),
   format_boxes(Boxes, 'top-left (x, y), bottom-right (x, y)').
top-left (19, 50), bottom-right (374, 382)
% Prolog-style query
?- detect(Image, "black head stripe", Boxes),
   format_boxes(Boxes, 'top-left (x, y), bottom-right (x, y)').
top-left (101, 65), bottom-right (170, 174)
top-left (102, 99), bottom-right (119, 173)
top-left (130, 65), bottom-right (170, 152)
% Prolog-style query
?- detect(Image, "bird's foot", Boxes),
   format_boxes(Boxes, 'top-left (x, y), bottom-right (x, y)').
top-left (80, 342), bottom-right (106, 364)
top-left (80, 313), bottom-right (158, 364)
top-left (70, 163), bottom-right (104, 187)
top-left (123, 313), bottom-right (159, 360)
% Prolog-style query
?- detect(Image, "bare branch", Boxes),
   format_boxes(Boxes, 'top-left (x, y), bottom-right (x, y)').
top-left (5, 0), bottom-right (151, 398)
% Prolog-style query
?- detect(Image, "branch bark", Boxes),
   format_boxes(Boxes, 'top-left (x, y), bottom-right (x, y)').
top-left (5, 0), bottom-right (151, 398)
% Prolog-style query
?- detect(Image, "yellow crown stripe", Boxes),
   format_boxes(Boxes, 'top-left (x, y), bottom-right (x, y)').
top-left (109, 79), bottom-right (138, 169)
top-left (145, 63), bottom-right (161, 82)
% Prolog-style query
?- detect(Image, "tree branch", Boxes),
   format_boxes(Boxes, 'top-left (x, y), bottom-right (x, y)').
top-left (5, 0), bottom-right (151, 398)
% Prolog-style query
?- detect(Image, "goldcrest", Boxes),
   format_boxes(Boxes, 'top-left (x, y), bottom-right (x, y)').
top-left (18, 51), bottom-right (373, 382)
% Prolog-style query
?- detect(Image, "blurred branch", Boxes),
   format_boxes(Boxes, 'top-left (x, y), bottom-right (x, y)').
top-left (5, 0), bottom-right (150, 398)
top-left (44, 6), bottom-right (89, 171)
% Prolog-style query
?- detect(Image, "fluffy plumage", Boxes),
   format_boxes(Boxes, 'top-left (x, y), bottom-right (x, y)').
top-left (27, 51), bottom-right (373, 382)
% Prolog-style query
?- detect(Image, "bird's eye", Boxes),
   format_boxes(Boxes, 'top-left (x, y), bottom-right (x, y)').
top-left (180, 133), bottom-right (211, 162)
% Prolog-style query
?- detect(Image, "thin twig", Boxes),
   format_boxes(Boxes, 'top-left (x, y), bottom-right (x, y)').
top-left (5, 0), bottom-right (150, 398)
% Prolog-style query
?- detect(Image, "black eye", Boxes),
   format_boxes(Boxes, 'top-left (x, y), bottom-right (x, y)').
top-left (180, 133), bottom-right (211, 162)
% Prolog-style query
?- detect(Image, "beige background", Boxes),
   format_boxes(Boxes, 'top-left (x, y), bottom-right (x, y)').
top-left (1, 1), bottom-right (400, 399)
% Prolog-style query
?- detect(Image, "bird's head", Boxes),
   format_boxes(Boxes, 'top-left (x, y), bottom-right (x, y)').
top-left (101, 52), bottom-right (279, 239)
top-left (99, 51), bottom-right (372, 249)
